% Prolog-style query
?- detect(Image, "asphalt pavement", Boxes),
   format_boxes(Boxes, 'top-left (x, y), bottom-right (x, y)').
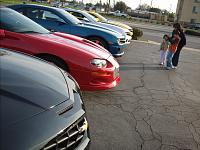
top-left (83, 40), bottom-right (200, 150)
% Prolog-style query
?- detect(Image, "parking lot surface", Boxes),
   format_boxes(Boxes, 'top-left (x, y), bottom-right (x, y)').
top-left (83, 41), bottom-right (200, 150)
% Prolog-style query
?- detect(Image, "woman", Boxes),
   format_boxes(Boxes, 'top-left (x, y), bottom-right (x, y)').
top-left (172, 23), bottom-right (186, 68)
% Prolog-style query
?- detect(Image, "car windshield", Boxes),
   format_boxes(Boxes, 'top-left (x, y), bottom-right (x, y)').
top-left (0, 7), bottom-right (50, 34)
top-left (81, 11), bottom-right (98, 22)
top-left (91, 13), bottom-right (108, 22)
top-left (58, 8), bottom-right (82, 25)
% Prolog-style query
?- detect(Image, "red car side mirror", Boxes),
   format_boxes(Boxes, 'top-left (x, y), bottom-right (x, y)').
top-left (0, 29), bottom-right (5, 38)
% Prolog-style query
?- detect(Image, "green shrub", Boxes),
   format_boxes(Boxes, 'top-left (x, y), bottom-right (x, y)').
top-left (185, 29), bottom-right (200, 36)
top-left (132, 28), bottom-right (143, 40)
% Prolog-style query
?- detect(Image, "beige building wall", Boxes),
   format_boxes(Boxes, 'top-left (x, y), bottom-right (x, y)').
top-left (176, 0), bottom-right (200, 24)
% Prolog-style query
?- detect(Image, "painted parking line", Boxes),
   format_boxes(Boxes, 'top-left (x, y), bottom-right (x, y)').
top-left (131, 40), bottom-right (200, 53)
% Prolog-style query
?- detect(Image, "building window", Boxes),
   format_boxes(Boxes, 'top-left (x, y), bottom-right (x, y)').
top-left (194, 0), bottom-right (200, 3)
top-left (192, 6), bottom-right (198, 14)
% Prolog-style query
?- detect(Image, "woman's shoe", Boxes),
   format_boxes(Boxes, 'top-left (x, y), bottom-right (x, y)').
top-left (172, 66), bottom-right (177, 69)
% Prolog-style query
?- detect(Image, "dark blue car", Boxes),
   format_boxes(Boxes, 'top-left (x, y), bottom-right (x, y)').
top-left (9, 4), bottom-right (126, 57)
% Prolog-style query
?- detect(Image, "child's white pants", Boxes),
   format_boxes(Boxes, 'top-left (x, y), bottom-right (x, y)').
top-left (160, 50), bottom-right (166, 64)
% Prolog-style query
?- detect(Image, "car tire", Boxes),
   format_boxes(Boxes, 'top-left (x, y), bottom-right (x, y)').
top-left (87, 36), bottom-right (109, 50)
top-left (39, 55), bottom-right (69, 72)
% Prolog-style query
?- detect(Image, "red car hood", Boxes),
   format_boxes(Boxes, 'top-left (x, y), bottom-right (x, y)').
top-left (28, 32), bottom-right (111, 59)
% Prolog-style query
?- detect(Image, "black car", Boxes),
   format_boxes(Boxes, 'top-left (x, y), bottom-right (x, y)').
top-left (0, 48), bottom-right (90, 150)
top-left (188, 23), bottom-right (200, 30)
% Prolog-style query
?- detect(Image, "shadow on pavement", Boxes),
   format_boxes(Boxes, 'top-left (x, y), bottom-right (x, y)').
top-left (120, 63), bottom-right (164, 70)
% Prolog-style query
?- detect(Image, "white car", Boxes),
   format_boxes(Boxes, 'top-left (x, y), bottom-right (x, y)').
top-left (109, 10), bottom-right (128, 17)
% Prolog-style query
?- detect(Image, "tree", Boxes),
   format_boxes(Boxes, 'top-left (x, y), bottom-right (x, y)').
top-left (136, 4), bottom-right (151, 11)
top-left (60, 0), bottom-right (67, 7)
top-left (86, 3), bottom-right (93, 7)
top-left (95, 2), bottom-right (102, 8)
top-left (114, 1), bottom-right (128, 12)
top-left (103, 2), bottom-right (109, 12)
top-left (162, 9), bottom-right (169, 15)
top-left (149, 7), bottom-right (161, 13)
top-left (168, 12), bottom-right (175, 21)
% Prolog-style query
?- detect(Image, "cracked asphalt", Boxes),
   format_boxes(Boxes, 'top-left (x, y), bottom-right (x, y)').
top-left (83, 41), bottom-right (200, 150)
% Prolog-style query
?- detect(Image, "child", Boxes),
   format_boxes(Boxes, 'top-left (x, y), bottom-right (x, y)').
top-left (166, 30), bottom-right (180, 70)
top-left (159, 34), bottom-right (169, 65)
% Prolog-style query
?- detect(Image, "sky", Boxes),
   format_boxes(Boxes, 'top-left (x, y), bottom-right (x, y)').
top-left (78, 0), bottom-right (178, 12)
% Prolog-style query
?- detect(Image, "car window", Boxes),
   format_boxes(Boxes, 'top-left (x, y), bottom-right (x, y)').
top-left (71, 12), bottom-right (84, 19)
top-left (26, 8), bottom-right (65, 23)
top-left (16, 8), bottom-right (26, 15)
top-left (0, 7), bottom-right (50, 34)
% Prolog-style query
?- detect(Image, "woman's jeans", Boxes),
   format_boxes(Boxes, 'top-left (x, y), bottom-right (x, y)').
top-left (172, 44), bottom-right (184, 67)
top-left (166, 50), bottom-right (174, 68)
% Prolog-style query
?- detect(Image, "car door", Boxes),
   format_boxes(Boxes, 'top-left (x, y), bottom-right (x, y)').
top-left (25, 8), bottom-right (71, 33)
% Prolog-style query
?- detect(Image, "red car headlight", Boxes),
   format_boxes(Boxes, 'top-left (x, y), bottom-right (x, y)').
top-left (91, 59), bottom-right (107, 68)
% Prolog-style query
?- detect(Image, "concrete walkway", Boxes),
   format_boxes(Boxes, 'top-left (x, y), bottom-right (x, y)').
top-left (83, 41), bottom-right (200, 150)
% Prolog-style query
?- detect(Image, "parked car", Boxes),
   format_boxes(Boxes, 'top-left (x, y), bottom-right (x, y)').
top-left (64, 8), bottom-right (132, 43)
top-left (88, 11), bottom-right (133, 37)
top-left (0, 48), bottom-right (90, 150)
top-left (0, 7), bottom-right (120, 91)
top-left (108, 10), bottom-right (128, 17)
top-left (9, 4), bottom-right (126, 57)
top-left (188, 23), bottom-right (200, 30)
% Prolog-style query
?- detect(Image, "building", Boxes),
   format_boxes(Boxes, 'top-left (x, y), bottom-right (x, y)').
top-left (176, 0), bottom-right (200, 24)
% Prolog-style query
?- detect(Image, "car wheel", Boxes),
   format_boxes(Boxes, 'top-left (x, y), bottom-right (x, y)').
top-left (39, 55), bottom-right (68, 72)
top-left (87, 37), bottom-right (109, 50)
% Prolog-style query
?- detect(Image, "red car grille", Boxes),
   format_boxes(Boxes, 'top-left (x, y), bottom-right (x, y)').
top-left (41, 117), bottom-right (87, 150)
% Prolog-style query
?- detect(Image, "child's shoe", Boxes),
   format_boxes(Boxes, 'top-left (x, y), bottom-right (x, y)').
top-left (159, 62), bottom-right (164, 65)
top-left (165, 67), bottom-right (171, 70)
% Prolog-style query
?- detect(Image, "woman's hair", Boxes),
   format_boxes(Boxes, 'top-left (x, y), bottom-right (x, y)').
top-left (163, 34), bottom-right (169, 39)
top-left (173, 23), bottom-right (182, 31)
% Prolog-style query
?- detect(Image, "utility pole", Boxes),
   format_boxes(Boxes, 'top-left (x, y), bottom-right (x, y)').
top-left (108, 0), bottom-right (110, 12)
top-left (151, 0), bottom-right (153, 7)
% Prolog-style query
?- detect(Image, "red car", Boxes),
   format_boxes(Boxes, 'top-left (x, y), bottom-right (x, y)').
top-left (0, 7), bottom-right (120, 91)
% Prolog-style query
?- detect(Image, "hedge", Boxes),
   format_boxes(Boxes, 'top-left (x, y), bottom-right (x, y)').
top-left (132, 28), bottom-right (143, 40)
top-left (185, 29), bottom-right (200, 36)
